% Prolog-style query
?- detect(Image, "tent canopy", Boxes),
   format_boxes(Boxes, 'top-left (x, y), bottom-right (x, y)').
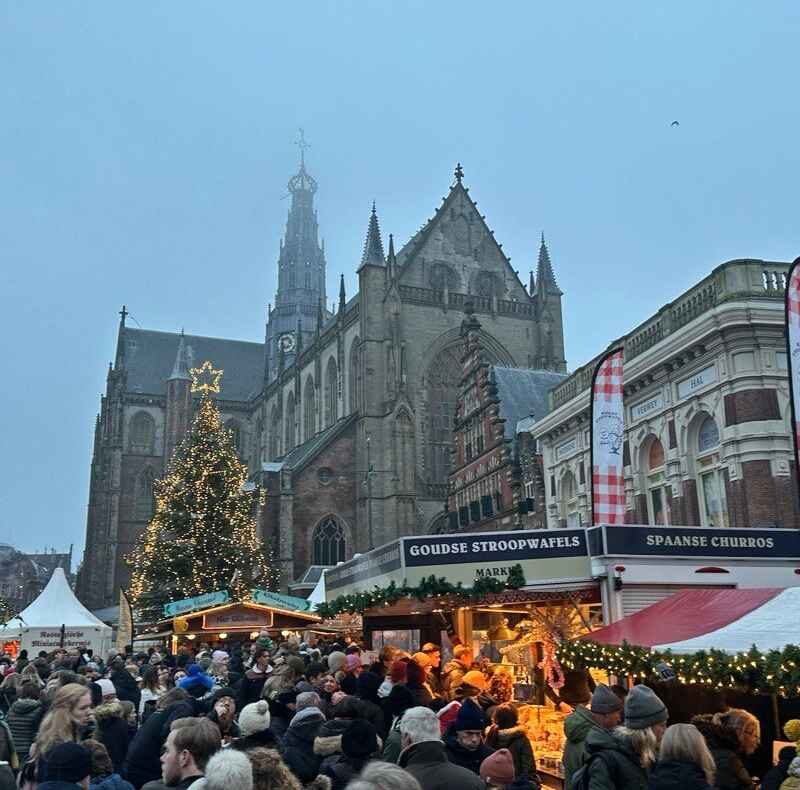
top-left (3, 568), bottom-right (110, 637)
top-left (583, 588), bottom-right (791, 653)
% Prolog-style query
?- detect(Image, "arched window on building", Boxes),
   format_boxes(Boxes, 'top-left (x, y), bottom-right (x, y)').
top-left (645, 437), bottom-right (670, 525)
top-left (325, 357), bottom-right (338, 428)
top-left (303, 376), bottom-right (316, 442)
top-left (269, 406), bottom-right (280, 460)
top-left (560, 471), bottom-right (580, 527)
top-left (130, 411), bottom-right (155, 455)
top-left (285, 392), bottom-right (296, 451)
top-left (254, 416), bottom-right (263, 463)
top-left (225, 419), bottom-right (242, 457)
top-left (312, 516), bottom-right (346, 566)
top-left (133, 467), bottom-right (155, 521)
top-left (696, 415), bottom-right (728, 527)
top-left (349, 338), bottom-right (361, 414)
top-left (425, 346), bottom-right (462, 492)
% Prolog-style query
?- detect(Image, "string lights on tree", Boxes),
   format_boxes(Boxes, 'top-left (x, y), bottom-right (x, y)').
top-left (127, 368), bottom-right (278, 620)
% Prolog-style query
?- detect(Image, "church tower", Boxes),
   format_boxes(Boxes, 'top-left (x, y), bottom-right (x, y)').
top-left (532, 234), bottom-right (566, 372)
top-left (265, 132), bottom-right (328, 380)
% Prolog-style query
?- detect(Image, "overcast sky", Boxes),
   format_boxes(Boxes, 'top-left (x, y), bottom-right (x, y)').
top-left (1, 2), bottom-right (798, 560)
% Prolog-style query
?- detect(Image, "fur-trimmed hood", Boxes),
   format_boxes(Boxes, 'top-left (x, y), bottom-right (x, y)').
top-left (313, 734), bottom-right (342, 757)
top-left (691, 715), bottom-right (741, 753)
top-left (246, 746), bottom-right (332, 790)
top-left (492, 725), bottom-right (529, 747)
top-left (94, 700), bottom-right (124, 721)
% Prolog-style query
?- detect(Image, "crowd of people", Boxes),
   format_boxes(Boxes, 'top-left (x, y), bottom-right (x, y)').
top-left (0, 636), bottom-right (795, 790)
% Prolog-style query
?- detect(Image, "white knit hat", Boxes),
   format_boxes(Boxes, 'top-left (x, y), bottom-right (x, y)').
top-left (238, 699), bottom-right (271, 737)
top-left (97, 679), bottom-right (116, 698)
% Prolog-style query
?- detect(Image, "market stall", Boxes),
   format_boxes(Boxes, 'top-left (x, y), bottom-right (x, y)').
top-left (0, 568), bottom-right (112, 656)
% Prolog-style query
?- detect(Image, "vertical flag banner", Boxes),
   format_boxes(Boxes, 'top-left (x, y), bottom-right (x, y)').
top-left (117, 588), bottom-right (133, 654)
top-left (784, 257), bottom-right (800, 494)
top-left (591, 348), bottom-right (625, 525)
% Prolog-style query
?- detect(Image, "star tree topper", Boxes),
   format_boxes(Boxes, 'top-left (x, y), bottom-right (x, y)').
top-left (190, 360), bottom-right (223, 394)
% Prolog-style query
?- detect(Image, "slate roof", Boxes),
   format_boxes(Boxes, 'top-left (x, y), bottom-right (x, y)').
top-left (278, 412), bottom-right (358, 474)
top-left (122, 328), bottom-right (265, 401)
top-left (492, 366), bottom-right (568, 439)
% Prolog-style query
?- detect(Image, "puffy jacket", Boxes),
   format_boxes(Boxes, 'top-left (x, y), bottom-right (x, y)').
top-left (584, 726), bottom-right (648, 790)
top-left (441, 660), bottom-right (468, 698)
top-left (780, 778), bottom-right (800, 790)
top-left (122, 699), bottom-right (194, 788)
top-left (313, 718), bottom-right (353, 773)
top-left (90, 774), bottom-right (135, 790)
top-left (5, 698), bottom-right (42, 761)
top-left (398, 739), bottom-right (486, 790)
top-left (487, 724), bottom-right (536, 779)
top-left (382, 716), bottom-right (403, 764)
top-left (692, 716), bottom-right (754, 790)
top-left (563, 706), bottom-right (602, 789)
top-left (281, 708), bottom-right (325, 783)
top-left (647, 759), bottom-right (712, 790)
top-left (95, 701), bottom-right (131, 774)
top-left (443, 725), bottom-right (494, 774)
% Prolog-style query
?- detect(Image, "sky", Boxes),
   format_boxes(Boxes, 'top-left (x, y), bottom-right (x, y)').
top-left (1, 2), bottom-right (798, 561)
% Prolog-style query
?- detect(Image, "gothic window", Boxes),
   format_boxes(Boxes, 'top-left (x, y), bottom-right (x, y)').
top-left (349, 338), bottom-right (362, 414)
top-left (269, 406), bottom-right (280, 460)
top-left (394, 410), bottom-right (415, 492)
top-left (425, 346), bottom-right (463, 490)
top-left (312, 517), bottom-right (346, 566)
top-left (475, 271), bottom-right (502, 300)
top-left (254, 417), bottom-right (263, 463)
top-left (325, 357), bottom-right (338, 428)
top-left (130, 411), bottom-right (155, 455)
top-left (697, 416), bottom-right (720, 453)
top-left (428, 263), bottom-right (460, 292)
top-left (303, 376), bottom-right (316, 442)
top-left (225, 419), bottom-right (242, 456)
top-left (285, 392), bottom-right (296, 451)
top-left (133, 467), bottom-right (155, 521)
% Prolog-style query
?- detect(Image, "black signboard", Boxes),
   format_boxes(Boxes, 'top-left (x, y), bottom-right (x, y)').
top-left (598, 525), bottom-right (800, 559)
top-left (403, 529), bottom-right (588, 567)
top-left (325, 542), bottom-right (402, 592)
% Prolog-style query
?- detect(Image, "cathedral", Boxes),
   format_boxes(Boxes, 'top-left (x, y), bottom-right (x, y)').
top-left (76, 154), bottom-right (567, 609)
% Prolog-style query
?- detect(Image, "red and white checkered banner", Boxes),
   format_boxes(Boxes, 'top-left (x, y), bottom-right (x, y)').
top-left (591, 348), bottom-right (625, 525)
top-left (784, 258), bottom-right (800, 487)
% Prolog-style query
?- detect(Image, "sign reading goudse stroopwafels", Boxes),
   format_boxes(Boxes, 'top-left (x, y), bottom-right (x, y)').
top-left (324, 528), bottom-right (592, 599)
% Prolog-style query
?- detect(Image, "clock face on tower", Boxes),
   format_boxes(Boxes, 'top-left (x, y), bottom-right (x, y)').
top-left (277, 332), bottom-right (296, 353)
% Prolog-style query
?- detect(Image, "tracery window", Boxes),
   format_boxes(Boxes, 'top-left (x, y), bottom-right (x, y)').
top-left (133, 467), bottom-right (155, 520)
top-left (130, 412), bottom-right (155, 455)
top-left (312, 517), bottom-right (346, 566)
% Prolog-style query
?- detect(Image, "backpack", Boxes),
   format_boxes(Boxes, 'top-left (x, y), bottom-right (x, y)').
top-left (570, 751), bottom-right (619, 790)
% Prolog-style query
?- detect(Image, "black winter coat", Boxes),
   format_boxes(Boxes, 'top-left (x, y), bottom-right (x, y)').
top-left (95, 702), bottom-right (132, 775)
top-left (398, 740), bottom-right (486, 790)
top-left (235, 670), bottom-right (268, 711)
top-left (692, 717), bottom-right (754, 790)
top-left (356, 698), bottom-right (386, 740)
top-left (281, 710), bottom-right (325, 783)
top-left (322, 754), bottom-right (370, 790)
top-left (5, 698), bottom-right (42, 762)
top-left (229, 729), bottom-right (281, 753)
top-left (647, 760), bottom-right (712, 790)
top-left (122, 700), bottom-right (194, 789)
top-left (761, 746), bottom-right (797, 790)
top-left (110, 670), bottom-right (141, 711)
top-left (443, 725), bottom-right (494, 774)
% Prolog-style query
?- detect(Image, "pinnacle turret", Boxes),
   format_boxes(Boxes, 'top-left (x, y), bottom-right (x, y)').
top-left (359, 203), bottom-right (385, 269)
top-left (170, 331), bottom-right (191, 381)
top-left (338, 274), bottom-right (346, 313)
top-left (535, 233), bottom-right (561, 295)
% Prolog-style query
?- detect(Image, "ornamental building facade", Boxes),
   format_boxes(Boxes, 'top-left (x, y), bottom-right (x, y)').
top-left (77, 156), bottom-right (567, 608)
top-left (531, 258), bottom-right (798, 534)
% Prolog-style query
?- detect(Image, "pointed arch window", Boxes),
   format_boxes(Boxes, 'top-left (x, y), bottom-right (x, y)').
top-left (325, 358), bottom-right (338, 428)
top-left (254, 417), bottom-right (264, 463)
top-left (133, 467), bottom-right (155, 520)
top-left (285, 392), bottom-right (296, 451)
top-left (303, 376), bottom-right (316, 442)
top-left (225, 419), bottom-right (242, 457)
top-left (312, 517), bottom-right (346, 566)
top-left (269, 406), bottom-right (280, 460)
top-left (130, 411), bottom-right (156, 455)
top-left (349, 339), bottom-right (362, 414)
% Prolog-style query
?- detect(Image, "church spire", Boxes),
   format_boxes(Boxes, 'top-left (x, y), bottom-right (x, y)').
top-left (338, 274), bottom-right (346, 314)
top-left (169, 330), bottom-right (191, 380)
top-left (359, 203), bottom-right (385, 269)
top-left (386, 233), bottom-right (398, 283)
top-left (536, 233), bottom-right (561, 295)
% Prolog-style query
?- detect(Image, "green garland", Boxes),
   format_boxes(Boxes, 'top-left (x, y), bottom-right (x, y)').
top-left (558, 639), bottom-right (800, 698)
top-left (317, 563), bottom-right (527, 618)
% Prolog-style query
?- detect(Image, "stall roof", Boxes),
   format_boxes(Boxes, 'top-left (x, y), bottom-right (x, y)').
top-left (159, 600), bottom-right (321, 626)
top-left (582, 587), bottom-right (788, 652)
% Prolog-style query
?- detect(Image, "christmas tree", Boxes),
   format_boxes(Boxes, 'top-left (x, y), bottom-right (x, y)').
top-left (127, 388), bottom-right (278, 619)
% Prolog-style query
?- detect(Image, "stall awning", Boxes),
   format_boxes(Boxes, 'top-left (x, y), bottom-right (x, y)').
top-left (583, 588), bottom-right (785, 651)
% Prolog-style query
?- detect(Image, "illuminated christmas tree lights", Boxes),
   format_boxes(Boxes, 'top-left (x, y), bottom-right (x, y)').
top-left (127, 393), bottom-right (278, 619)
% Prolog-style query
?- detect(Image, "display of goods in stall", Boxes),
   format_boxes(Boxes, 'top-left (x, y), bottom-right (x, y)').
top-left (518, 704), bottom-right (566, 779)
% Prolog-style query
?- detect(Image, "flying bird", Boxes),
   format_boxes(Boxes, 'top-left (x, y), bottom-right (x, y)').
top-left (670, 120), bottom-right (680, 127)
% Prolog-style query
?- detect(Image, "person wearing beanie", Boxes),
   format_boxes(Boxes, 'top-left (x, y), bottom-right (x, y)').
top-left (231, 699), bottom-right (280, 752)
top-left (436, 700), bottom-right (461, 735)
top-left (480, 748), bottom-right (515, 788)
top-left (178, 664), bottom-right (214, 699)
top-left (444, 698), bottom-right (494, 775)
top-left (39, 742), bottom-right (92, 790)
top-left (281, 691), bottom-right (326, 784)
top-left (323, 719), bottom-right (379, 790)
top-left (762, 719), bottom-right (799, 790)
top-left (563, 684), bottom-right (624, 790)
top-left (583, 684), bottom-right (668, 790)
top-left (326, 651), bottom-right (347, 676)
top-left (381, 684), bottom-right (416, 763)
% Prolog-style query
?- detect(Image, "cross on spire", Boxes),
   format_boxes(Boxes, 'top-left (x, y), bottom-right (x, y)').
top-left (454, 162), bottom-right (464, 183)
top-left (119, 305), bottom-right (128, 326)
top-left (295, 127), bottom-right (310, 167)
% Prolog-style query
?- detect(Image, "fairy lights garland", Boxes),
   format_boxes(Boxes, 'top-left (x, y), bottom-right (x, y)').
top-left (316, 563), bottom-right (527, 618)
top-left (558, 639), bottom-right (800, 698)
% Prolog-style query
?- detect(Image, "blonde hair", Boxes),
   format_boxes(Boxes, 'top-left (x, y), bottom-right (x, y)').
top-left (614, 726), bottom-right (659, 770)
top-left (35, 683), bottom-right (90, 756)
top-left (714, 708), bottom-right (760, 748)
top-left (660, 723), bottom-right (716, 786)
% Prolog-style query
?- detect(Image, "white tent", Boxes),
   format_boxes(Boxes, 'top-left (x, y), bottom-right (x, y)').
top-left (307, 569), bottom-right (326, 610)
top-left (1, 568), bottom-right (112, 655)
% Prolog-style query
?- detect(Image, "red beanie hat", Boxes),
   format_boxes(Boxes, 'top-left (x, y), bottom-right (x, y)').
top-left (436, 700), bottom-right (461, 734)
top-left (480, 748), bottom-right (515, 785)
